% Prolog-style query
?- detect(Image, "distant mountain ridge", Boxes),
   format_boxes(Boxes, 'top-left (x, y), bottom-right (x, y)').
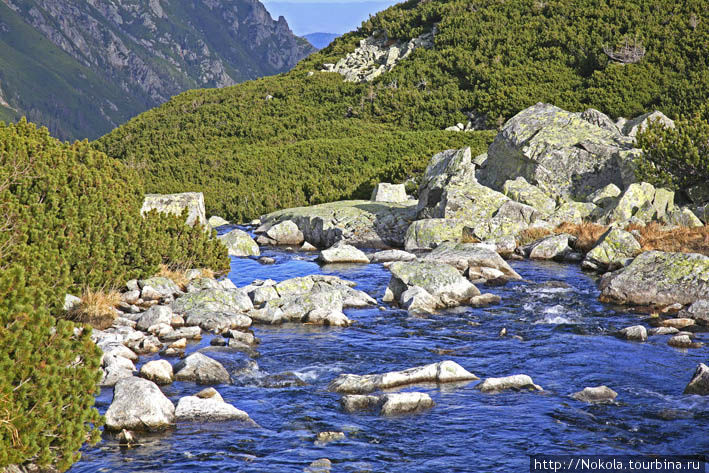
top-left (0, 0), bottom-right (315, 140)
top-left (304, 32), bottom-right (340, 49)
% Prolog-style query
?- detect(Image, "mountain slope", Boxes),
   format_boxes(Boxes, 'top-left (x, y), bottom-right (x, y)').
top-left (0, 0), bottom-right (315, 140)
top-left (96, 0), bottom-right (709, 222)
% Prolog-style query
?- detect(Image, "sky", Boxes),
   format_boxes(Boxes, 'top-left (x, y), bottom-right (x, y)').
top-left (263, 0), bottom-right (399, 35)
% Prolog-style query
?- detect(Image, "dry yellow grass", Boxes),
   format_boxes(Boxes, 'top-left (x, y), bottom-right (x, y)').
top-left (516, 227), bottom-right (554, 246)
top-left (555, 221), bottom-right (609, 253)
top-left (626, 222), bottom-right (709, 255)
top-left (199, 268), bottom-right (215, 279)
top-left (156, 263), bottom-right (191, 290)
top-left (66, 288), bottom-right (121, 330)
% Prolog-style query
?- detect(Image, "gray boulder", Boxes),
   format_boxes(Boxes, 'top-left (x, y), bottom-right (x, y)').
top-left (421, 242), bottom-right (522, 280)
top-left (174, 353), bottom-right (232, 385)
top-left (136, 306), bottom-right (174, 332)
top-left (679, 300), bottom-right (709, 325)
top-left (583, 227), bottom-right (641, 270)
top-left (618, 325), bottom-right (648, 342)
top-left (260, 220), bottom-right (304, 246)
top-left (622, 111), bottom-right (675, 139)
top-left (183, 310), bottom-right (252, 334)
top-left (141, 192), bottom-right (208, 227)
top-left (684, 363), bottom-right (709, 395)
top-left (341, 392), bottom-right (435, 416)
top-left (404, 218), bottom-right (466, 250)
top-left (259, 200), bottom-right (415, 249)
top-left (218, 229), bottom-right (260, 257)
top-left (172, 288), bottom-right (253, 315)
top-left (387, 261), bottom-right (480, 308)
top-left (369, 249), bottom-right (417, 263)
top-left (318, 244), bottom-right (370, 264)
top-left (139, 360), bottom-right (174, 385)
top-left (175, 389), bottom-right (253, 423)
top-left (104, 377), bottom-right (175, 431)
top-left (502, 177), bottom-right (556, 215)
top-left (587, 183), bottom-right (622, 208)
top-left (525, 234), bottom-right (573, 260)
top-left (600, 251), bottom-right (709, 306)
top-left (64, 294), bottom-right (81, 312)
top-left (475, 374), bottom-right (543, 393)
top-left (579, 108), bottom-right (620, 133)
top-left (571, 386), bottom-right (618, 403)
top-left (400, 286), bottom-right (440, 314)
top-left (138, 277), bottom-right (183, 300)
top-left (329, 360), bottom-right (478, 394)
top-left (208, 215), bottom-right (230, 228)
top-left (371, 183), bottom-right (408, 203)
top-left (481, 103), bottom-right (639, 200)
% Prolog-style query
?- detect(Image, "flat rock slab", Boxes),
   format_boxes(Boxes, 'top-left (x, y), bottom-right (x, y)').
top-left (341, 392), bottom-right (435, 416)
top-left (329, 360), bottom-right (478, 394)
top-left (105, 377), bottom-right (175, 431)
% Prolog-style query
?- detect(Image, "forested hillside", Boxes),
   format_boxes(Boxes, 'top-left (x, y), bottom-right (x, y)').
top-left (96, 0), bottom-right (709, 223)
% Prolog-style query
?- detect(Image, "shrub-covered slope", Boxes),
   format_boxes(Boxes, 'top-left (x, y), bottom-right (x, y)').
top-left (97, 0), bottom-right (709, 222)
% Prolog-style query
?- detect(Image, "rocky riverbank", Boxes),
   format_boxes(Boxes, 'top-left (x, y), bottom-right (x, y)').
top-left (55, 102), bottom-right (709, 472)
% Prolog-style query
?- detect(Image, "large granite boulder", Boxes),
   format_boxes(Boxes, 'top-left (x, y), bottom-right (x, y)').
top-left (329, 360), bottom-right (478, 394)
top-left (175, 388), bottom-right (253, 423)
top-left (174, 353), bottom-right (232, 385)
top-left (256, 220), bottom-right (304, 246)
top-left (218, 229), bottom-right (260, 257)
top-left (104, 377), bottom-right (175, 431)
top-left (172, 288), bottom-right (253, 315)
top-left (524, 234), bottom-right (574, 260)
top-left (404, 218), bottom-right (465, 250)
top-left (318, 243), bottom-right (370, 264)
top-left (259, 200), bottom-right (416, 249)
top-left (602, 182), bottom-right (672, 223)
top-left (139, 360), bottom-right (174, 385)
top-left (386, 261), bottom-right (480, 307)
top-left (583, 227), bottom-right (641, 270)
top-left (371, 183), bottom-right (408, 202)
top-left (480, 103), bottom-right (640, 200)
top-left (600, 251), bottom-right (709, 306)
top-left (141, 192), bottom-right (208, 227)
top-left (502, 177), bottom-right (556, 215)
top-left (579, 108), bottom-right (619, 133)
top-left (678, 300), bottom-right (709, 326)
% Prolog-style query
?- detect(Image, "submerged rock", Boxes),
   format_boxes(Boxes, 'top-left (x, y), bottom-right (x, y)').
top-left (329, 360), bottom-right (477, 394)
top-left (174, 353), bottom-right (232, 385)
top-left (341, 392), bottom-right (435, 416)
top-left (105, 377), bottom-right (175, 431)
top-left (475, 374), bottom-right (543, 393)
top-left (600, 251), bottom-right (709, 307)
top-left (571, 386), bottom-right (618, 403)
top-left (314, 431), bottom-right (346, 445)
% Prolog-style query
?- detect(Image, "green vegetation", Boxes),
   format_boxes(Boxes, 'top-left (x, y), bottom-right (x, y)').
top-left (636, 104), bottom-right (709, 191)
top-left (97, 0), bottom-right (709, 221)
top-left (0, 119), bottom-right (228, 470)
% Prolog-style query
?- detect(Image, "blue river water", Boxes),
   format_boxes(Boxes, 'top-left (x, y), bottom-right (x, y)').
top-left (70, 242), bottom-right (709, 472)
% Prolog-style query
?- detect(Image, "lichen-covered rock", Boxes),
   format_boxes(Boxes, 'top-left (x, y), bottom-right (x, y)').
top-left (400, 286), bottom-right (439, 314)
top-left (183, 309), bottom-right (252, 334)
top-left (475, 374), bottom-right (543, 393)
top-left (218, 229), bottom-right (260, 257)
top-left (318, 243), bottom-right (370, 264)
top-left (471, 200), bottom-right (544, 240)
top-left (404, 218), bottom-right (465, 250)
top-left (341, 392), bottom-right (435, 416)
top-left (141, 192), bottom-right (208, 227)
top-left (622, 110), bottom-right (675, 138)
top-left (185, 278), bottom-right (222, 293)
top-left (329, 360), bottom-right (478, 394)
top-left (172, 288), bottom-right (253, 315)
top-left (502, 177), bottom-right (556, 215)
top-left (579, 108), bottom-right (619, 133)
top-left (571, 386), bottom-right (618, 403)
top-left (105, 377), bottom-right (175, 431)
top-left (138, 277), bottom-right (183, 300)
top-left (139, 360), bottom-right (174, 385)
top-left (583, 227), bottom-right (641, 270)
top-left (666, 207), bottom-right (704, 228)
top-left (526, 234), bottom-right (573, 260)
top-left (208, 215), bottom-right (230, 228)
top-left (387, 261), bottom-right (480, 307)
top-left (174, 353), bottom-right (232, 385)
top-left (547, 201), bottom-right (598, 226)
top-left (604, 182), bottom-right (656, 223)
top-left (259, 200), bottom-right (416, 249)
top-left (587, 183), bottom-right (621, 208)
top-left (136, 306), bottom-right (174, 332)
top-left (600, 251), bottom-right (709, 306)
top-left (371, 183), bottom-right (408, 203)
top-left (481, 103), bottom-right (639, 200)
top-left (421, 242), bottom-right (522, 280)
top-left (684, 363), bottom-right (709, 395)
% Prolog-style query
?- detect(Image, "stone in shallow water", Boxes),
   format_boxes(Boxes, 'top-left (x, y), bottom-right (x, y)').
top-left (105, 377), bottom-right (175, 431)
top-left (314, 431), bottom-right (345, 445)
top-left (318, 244), bottom-right (370, 264)
top-left (661, 318), bottom-right (695, 329)
top-left (174, 353), bottom-right (232, 385)
top-left (218, 228), bottom-right (260, 257)
top-left (329, 360), bottom-right (478, 394)
top-left (139, 360), bottom-right (174, 385)
top-left (618, 325), bottom-right (647, 342)
top-left (668, 335), bottom-right (703, 349)
top-left (571, 386), bottom-right (618, 403)
top-left (369, 249), bottom-right (417, 263)
top-left (684, 363), bottom-right (709, 395)
top-left (175, 392), bottom-right (253, 423)
top-left (341, 392), bottom-right (435, 416)
top-left (475, 374), bottom-right (542, 393)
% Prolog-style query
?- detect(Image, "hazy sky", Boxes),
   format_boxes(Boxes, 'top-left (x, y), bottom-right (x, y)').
top-left (264, 1), bottom-right (398, 35)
